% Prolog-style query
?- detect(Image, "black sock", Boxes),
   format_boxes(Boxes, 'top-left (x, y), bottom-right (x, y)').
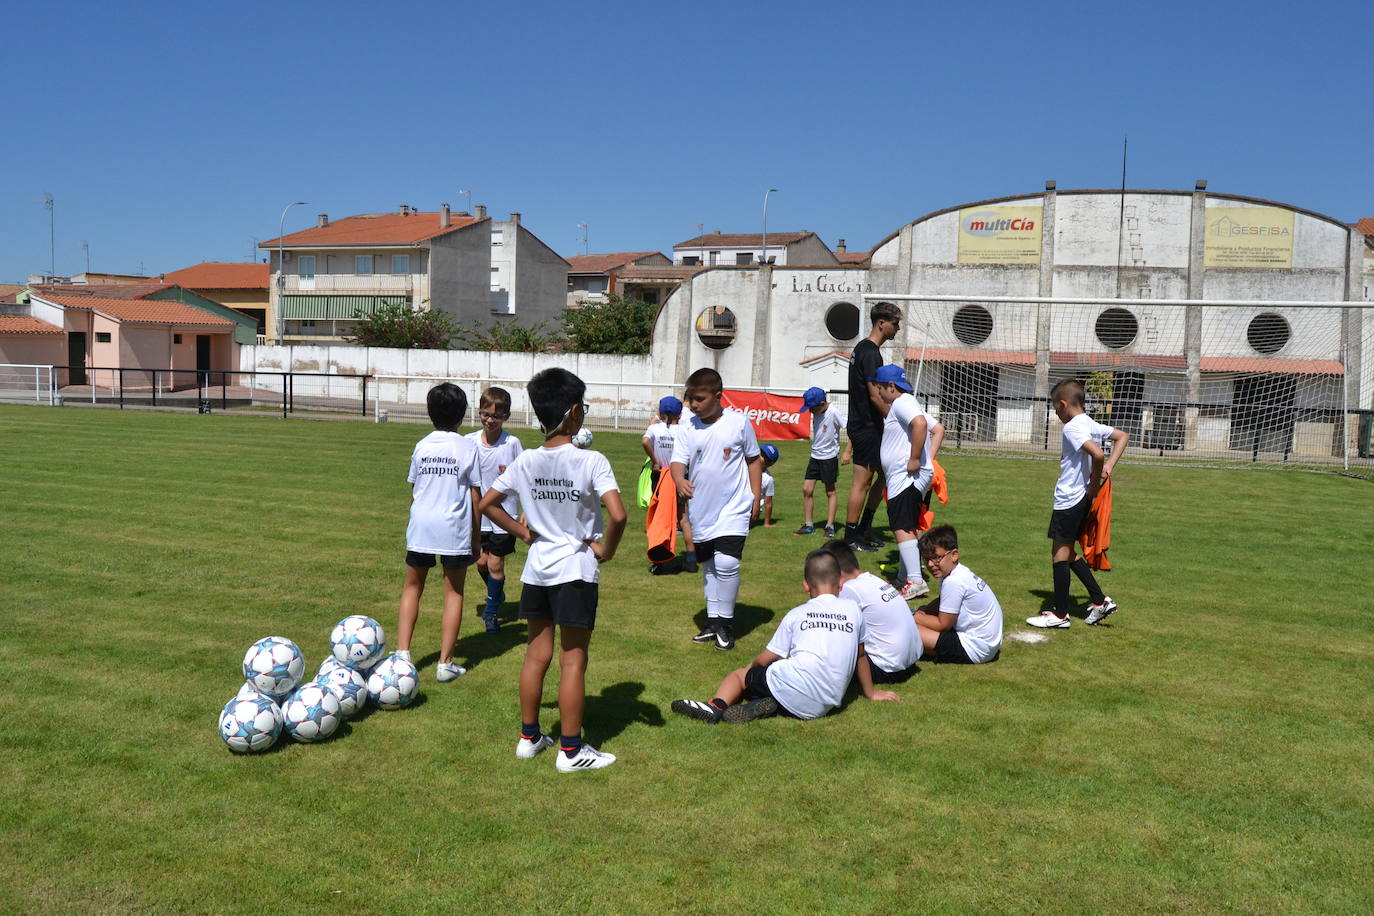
top-left (859, 507), bottom-right (877, 534)
top-left (560, 734), bottom-right (583, 757)
top-left (1070, 558), bottom-right (1106, 606)
top-left (1053, 561), bottom-right (1072, 618)
top-left (521, 722), bottom-right (540, 740)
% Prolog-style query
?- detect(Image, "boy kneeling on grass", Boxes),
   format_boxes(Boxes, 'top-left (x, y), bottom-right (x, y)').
top-left (912, 525), bottom-right (1003, 664)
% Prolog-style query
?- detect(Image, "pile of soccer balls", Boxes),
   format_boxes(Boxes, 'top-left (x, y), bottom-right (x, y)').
top-left (218, 615), bottom-right (421, 754)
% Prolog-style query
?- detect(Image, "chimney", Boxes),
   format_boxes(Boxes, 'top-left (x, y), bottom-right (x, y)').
top-left (440, 203), bottom-right (451, 228)
top-left (475, 204), bottom-right (487, 219)
top-left (715, 229), bottom-right (722, 235)
top-left (317, 213), bottom-right (329, 227)
top-left (509, 212), bottom-right (521, 225)
top-left (399, 204), bottom-right (410, 216)
top-left (836, 238), bottom-right (846, 253)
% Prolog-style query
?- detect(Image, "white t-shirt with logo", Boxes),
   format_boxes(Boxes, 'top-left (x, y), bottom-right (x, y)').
top-left (406, 430), bottom-right (482, 555)
top-left (642, 420), bottom-right (679, 469)
top-left (938, 563), bottom-right (1003, 663)
top-left (670, 411), bottom-right (761, 541)
top-left (1055, 413), bottom-right (1115, 509)
top-left (466, 429), bottom-right (523, 532)
top-left (490, 444), bottom-right (618, 586)
top-left (809, 408), bottom-right (845, 460)
top-left (760, 469), bottom-right (775, 500)
top-left (764, 594), bottom-right (866, 720)
top-left (840, 572), bottom-right (922, 674)
top-left (880, 393), bottom-right (931, 498)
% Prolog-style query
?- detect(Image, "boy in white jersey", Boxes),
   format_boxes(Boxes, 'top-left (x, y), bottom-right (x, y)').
top-left (641, 396), bottom-right (696, 573)
top-left (821, 539), bottom-right (918, 691)
top-left (913, 525), bottom-right (1003, 664)
top-left (1026, 379), bottom-right (1129, 629)
top-left (794, 386), bottom-right (846, 538)
top-left (868, 364), bottom-right (931, 602)
top-left (479, 368), bottom-right (627, 772)
top-left (758, 443), bottom-right (779, 527)
top-left (466, 386), bottom-right (523, 634)
top-left (671, 550), bottom-right (869, 723)
top-left (671, 367), bottom-right (763, 651)
top-left (396, 383), bottom-right (482, 683)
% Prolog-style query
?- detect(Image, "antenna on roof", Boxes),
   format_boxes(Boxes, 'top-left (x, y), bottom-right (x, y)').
top-left (34, 192), bottom-right (55, 278)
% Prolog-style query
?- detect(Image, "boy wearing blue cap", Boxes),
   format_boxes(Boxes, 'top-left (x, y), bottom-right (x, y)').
top-left (759, 443), bottom-right (779, 527)
top-left (643, 395), bottom-right (696, 573)
top-left (794, 386), bottom-right (846, 538)
top-left (870, 364), bottom-right (932, 601)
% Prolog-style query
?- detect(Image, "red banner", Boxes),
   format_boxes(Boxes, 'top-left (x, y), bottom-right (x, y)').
top-left (720, 390), bottom-right (808, 440)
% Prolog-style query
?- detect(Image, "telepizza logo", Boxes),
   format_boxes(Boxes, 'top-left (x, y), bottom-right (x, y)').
top-left (1210, 215), bottom-right (1290, 237)
top-left (963, 211), bottom-right (1036, 236)
top-left (727, 405), bottom-right (801, 426)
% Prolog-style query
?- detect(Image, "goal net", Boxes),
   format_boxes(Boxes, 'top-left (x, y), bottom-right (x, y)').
top-left (868, 295), bottom-right (1374, 471)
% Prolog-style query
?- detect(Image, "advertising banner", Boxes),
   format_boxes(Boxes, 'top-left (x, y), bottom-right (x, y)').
top-left (720, 389), bottom-right (808, 440)
top-left (1204, 206), bottom-right (1294, 268)
top-left (957, 205), bottom-right (1043, 264)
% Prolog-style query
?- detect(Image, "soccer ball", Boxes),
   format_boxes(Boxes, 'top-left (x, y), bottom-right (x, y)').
top-left (315, 660), bottom-right (368, 718)
top-left (242, 636), bottom-right (306, 700)
top-left (572, 427), bottom-right (594, 449)
top-left (367, 654), bottom-right (420, 710)
top-left (219, 690), bottom-right (283, 753)
top-left (329, 615), bottom-right (386, 671)
top-left (280, 681), bottom-right (343, 743)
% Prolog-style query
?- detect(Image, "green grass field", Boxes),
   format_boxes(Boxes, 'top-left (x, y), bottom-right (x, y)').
top-left (2, 403), bottom-right (1371, 914)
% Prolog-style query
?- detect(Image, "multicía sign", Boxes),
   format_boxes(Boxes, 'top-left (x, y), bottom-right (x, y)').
top-left (1204, 206), bottom-right (1293, 269)
top-left (957, 206), bottom-right (1043, 264)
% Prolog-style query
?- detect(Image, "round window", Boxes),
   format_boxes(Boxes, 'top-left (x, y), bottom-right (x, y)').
top-left (952, 304), bottom-right (993, 346)
top-left (1095, 307), bottom-right (1138, 349)
top-left (824, 302), bottom-right (860, 341)
top-left (695, 306), bottom-right (737, 350)
top-left (1247, 313), bottom-right (1290, 355)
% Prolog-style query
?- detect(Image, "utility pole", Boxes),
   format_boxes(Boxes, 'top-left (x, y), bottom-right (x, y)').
top-left (37, 192), bottom-right (55, 278)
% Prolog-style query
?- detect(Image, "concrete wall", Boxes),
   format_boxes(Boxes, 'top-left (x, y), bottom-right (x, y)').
top-left (0, 335), bottom-right (64, 365)
top-left (429, 222), bottom-right (491, 325)
top-left (492, 221), bottom-right (570, 327)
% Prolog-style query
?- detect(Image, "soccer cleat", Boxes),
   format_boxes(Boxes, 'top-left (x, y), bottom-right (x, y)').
top-left (671, 699), bottom-right (722, 723)
top-left (1026, 612), bottom-right (1071, 629)
top-left (1085, 597), bottom-right (1119, 626)
top-left (435, 661), bottom-right (467, 682)
top-left (792, 523), bottom-right (816, 536)
top-left (847, 539), bottom-right (877, 553)
top-left (515, 734), bottom-right (555, 758)
top-left (394, 649), bottom-right (412, 662)
top-left (691, 622), bottom-right (718, 643)
top-left (823, 524), bottom-right (836, 539)
top-left (862, 532), bottom-right (886, 548)
top-left (714, 624), bottom-right (735, 651)
top-left (721, 697), bottom-right (779, 723)
top-left (898, 578), bottom-right (929, 600)
top-left (556, 743), bottom-right (617, 772)
top-left (483, 613), bottom-right (500, 634)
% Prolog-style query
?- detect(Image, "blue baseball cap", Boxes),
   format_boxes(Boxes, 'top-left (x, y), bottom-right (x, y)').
top-left (760, 443), bottom-right (780, 463)
top-left (658, 396), bottom-right (683, 415)
top-left (799, 386), bottom-right (826, 412)
top-left (868, 364), bottom-right (913, 392)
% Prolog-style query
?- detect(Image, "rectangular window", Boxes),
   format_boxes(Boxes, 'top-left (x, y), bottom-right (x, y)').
top-left (735, 253), bottom-right (753, 266)
top-left (492, 230), bottom-right (504, 246)
top-left (354, 255), bottom-right (372, 275)
top-left (681, 256), bottom-right (700, 266)
top-left (301, 320), bottom-right (316, 329)
top-left (95, 332), bottom-right (111, 343)
top-left (391, 254), bottom-right (409, 275)
top-left (298, 255), bottom-right (316, 278)
top-left (173, 334), bottom-right (183, 344)
top-left (709, 250), bottom-right (720, 265)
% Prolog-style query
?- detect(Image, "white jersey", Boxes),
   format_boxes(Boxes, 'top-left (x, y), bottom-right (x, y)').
top-left (670, 410), bottom-right (761, 541)
top-left (938, 563), bottom-right (1002, 663)
top-left (490, 444), bottom-right (618, 586)
top-left (764, 594), bottom-right (866, 720)
top-left (406, 430), bottom-right (481, 555)
top-left (760, 469), bottom-right (775, 500)
top-left (880, 393), bottom-right (931, 498)
top-left (466, 429), bottom-right (523, 532)
top-left (840, 572), bottom-right (922, 674)
top-left (1055, 413), bottom-right (1115, 509)
top-left (642, 420), bottom-right (679, 469)
top-left (809, 408), bottom-right (845, 460)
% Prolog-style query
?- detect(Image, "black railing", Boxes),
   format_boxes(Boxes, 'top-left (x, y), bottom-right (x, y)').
top-left (50, 366), bottom-right (371, 419)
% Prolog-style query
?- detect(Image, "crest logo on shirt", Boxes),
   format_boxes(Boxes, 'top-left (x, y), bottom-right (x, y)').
top-left (723, 447), bottom-right (733, 461)
top-left (498, 465), bottom-right (507, 473)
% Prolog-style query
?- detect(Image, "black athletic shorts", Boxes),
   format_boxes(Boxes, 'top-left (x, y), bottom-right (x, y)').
top-left (519, 579), bottom-right (599, 630)
top-left (480, 530), bottom-right (517, 557)
top-left (848, 427), bottom-right (881, 470)
top-left (1047, 494), bottom-right (1093, 542)
top-left (406, 550), bottom-right (475, 570)
top-left (931, 629), bottom-right (976, 664)
top-left (869, 660), bottom-right (919, 684)
top-left (805, 457), bottom-right (839, 484)
top-left (887, 484), bottom-right (925, 533)
top-left (695, 535), bottom-right (746, 564)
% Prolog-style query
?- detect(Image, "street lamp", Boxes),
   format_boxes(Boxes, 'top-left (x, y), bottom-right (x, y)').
top-left (577, 222), bottom-right (589, 257)
top-left (761, 188), bottom-right (779, 266)
top-left (276, 201), bottom-right (307, 343)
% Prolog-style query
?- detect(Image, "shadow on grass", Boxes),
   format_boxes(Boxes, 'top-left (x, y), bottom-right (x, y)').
top-left (415, 621), bottom-right (527, 673)
top-left (1025, 588), bottom-right (1111, 623)
top-left (835, 662), bottom-right (922, 712)
top-left (691, 603), bottom-right (775, 641)
top-left (542, 681), bottom-right (664, 745)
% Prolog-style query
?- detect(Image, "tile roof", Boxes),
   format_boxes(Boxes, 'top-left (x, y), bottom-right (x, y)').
top-left (40, 295), bottom-right (235, 328)
top-left (565, 252), bottom-right (666, 274)
top-left (1355, 218), bottom-right (1374, 238)
top-left (906, 347), bottom-right (1038, 366)
top-left (836, 251), bottom-right (869, 264)
top-left (615, 265), bottom-right (705, 281)
top-left (0, 283), bottom-right (26, 302)
top-left (163, 262), bottom-right (269, 289)
top-left (260, 212), bottom-right (487, 248)
top-left (30, 282), bottom-right (173, 300)
top-left (1200, 356), bottom-right (1344, 375)
top-left (674, 231), bottom-right (814, 249)
top-left (0, 316), bottom-right (63, 335)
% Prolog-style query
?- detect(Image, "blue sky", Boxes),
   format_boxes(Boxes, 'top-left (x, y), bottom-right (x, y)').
top-left (4, 0), bottom-right (1371, 283)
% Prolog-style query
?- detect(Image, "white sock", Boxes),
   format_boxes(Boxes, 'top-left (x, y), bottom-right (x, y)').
top-left (702, 556), bottom-right (719, 618)
top-left (713, 553), bottom-right (741, 620)
top-left (897, 538), bottom-right (922, 583)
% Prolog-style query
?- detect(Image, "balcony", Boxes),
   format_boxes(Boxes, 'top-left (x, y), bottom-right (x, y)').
top-left (281, 274), bottom-right (414, 294)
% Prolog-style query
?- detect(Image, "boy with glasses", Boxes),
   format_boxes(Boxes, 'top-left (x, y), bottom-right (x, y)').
top-left (913, 525), bottom-right (1002, 664)
top-left (467, 386), bottom-right (523, 633)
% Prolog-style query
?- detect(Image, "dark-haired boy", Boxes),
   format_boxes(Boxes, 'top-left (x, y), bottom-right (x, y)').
top-left (670, 550), bottom-right (869, 723)
top-left (845, 302), bottom-right (902, 551)
top-left (479, 368), bottom-right (627, 772)
top-left (670, 367), bottom-right (762, 651)
top-left (642, 395), bottom-right (696, 573)
top-left (467, 386), bottom-right (523, 633)
top-left (795, 386), bottom-right (845, 538)
top-left (820, 539), bottom-right (918, 691)
top-left (913, 525), bottom-right (1002, 664)
top-left (395, 382), bottom-right (482, 683)
top-left (1026, 379), bottom-right (1129, 629)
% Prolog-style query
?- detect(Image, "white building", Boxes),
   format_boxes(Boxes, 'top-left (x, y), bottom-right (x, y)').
top-left (673, 231), bottom-right (839, 268)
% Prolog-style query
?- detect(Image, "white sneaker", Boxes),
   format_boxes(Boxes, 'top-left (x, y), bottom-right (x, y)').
top-left (394, 649), bottom-right (412, 662)
top-left (435, 661), bottom-right (467, 682)
top-left (899, 578), bottom-right (929, 600)
top-left (515, 734), bottom-right (555, 758)
top-left (1085, 597), bottom-right (1119, 626)
top-left (1026, 612), bottom-right (1070, 629)
top-left (555, 743), bottom-right (617, 772)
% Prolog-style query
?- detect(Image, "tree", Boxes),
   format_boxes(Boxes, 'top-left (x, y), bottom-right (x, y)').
top-left (344, 302), bottom-right (460, 349)
top-left (453, 320), bottom-right (561, 353)
top-left (562, 293), bottom-right (658, 354)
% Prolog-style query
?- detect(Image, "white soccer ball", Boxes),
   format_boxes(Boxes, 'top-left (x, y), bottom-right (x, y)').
top-left (315, 660), bottom-right (368, 718)
top-left (242, 636), bottom-right (306, 700)
top-left (280, 681), bottom-right (343, 743)
top-left (367, 654), bottom-right (420, 710)
top-left (219, 690), bottom-right (283, 753)
top-left (572, 427), bottom-right (594, 449)
top-left (329, 615), bottom-right (386, 671)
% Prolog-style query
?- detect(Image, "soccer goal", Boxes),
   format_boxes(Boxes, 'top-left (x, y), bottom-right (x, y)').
top-left (865, 295), bottom-right (1374, 471)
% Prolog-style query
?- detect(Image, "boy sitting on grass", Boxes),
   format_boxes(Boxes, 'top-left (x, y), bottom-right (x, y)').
top-left (913, 525), bottom-right (1003, 664)
top-left (821, 539), bottom-right (919, 691)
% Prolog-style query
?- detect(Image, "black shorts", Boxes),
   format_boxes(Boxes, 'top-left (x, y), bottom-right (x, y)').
top-left (887, 484), bottom-right (925, 533)
top-left (650, 468), bottom-right (661, 492)
top-left (406, 550), bottom-right (474, 570)
top-left (869, 660), bottom-right (919, 684)
top-left (695, 535), bottom-right (746, 564)
top-left (519, 580), bottom-right (599, 631)
top-left (805, 457), bottom-right (839, 484)
top-left (931, 629), bottom-right (987, 665)
top-left (480, 531), bottom-right (517, 557)
top-left (1047, 494), bottom-right (1092, 542)
top-left (849, 427), bottom-right (881, 470)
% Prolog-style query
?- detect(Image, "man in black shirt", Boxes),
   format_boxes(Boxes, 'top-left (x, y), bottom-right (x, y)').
top-left (845, 302), bottom-right (902, 551)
